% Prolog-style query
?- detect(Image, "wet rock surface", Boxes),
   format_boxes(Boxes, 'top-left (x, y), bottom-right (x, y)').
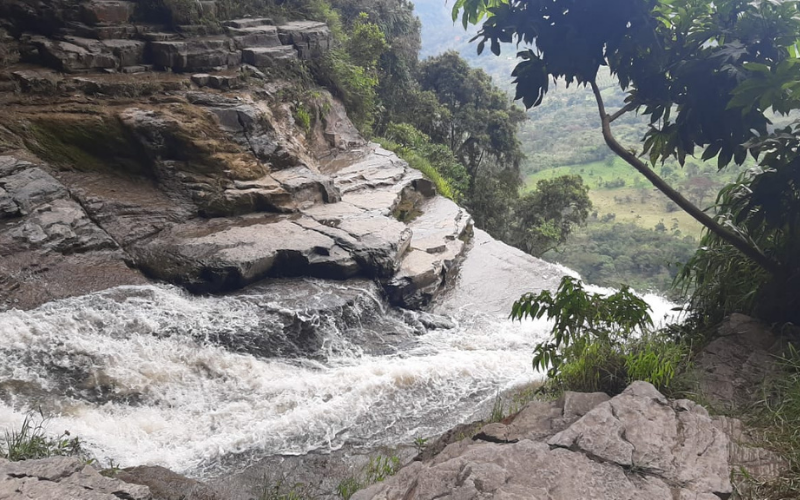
top-left (433, 228), bottom-right (571, 316)
top-left (0, 457), bottom-right (152, 500)
top-left (0, 156), bottom-right (147, 311)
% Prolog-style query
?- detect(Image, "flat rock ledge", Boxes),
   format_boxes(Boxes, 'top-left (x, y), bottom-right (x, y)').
top-left (0, 456), bottom-right (151, 500)
top-left (354, 381), bottom-right (781, 500)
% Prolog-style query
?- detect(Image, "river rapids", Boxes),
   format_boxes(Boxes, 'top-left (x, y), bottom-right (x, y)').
top-left (0, 230), bottom-right (677, 477)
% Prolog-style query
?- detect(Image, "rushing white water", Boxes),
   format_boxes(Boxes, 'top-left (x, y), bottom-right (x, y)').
top-left (0, 232), bottom-right (678, 477)
top-left (0, 282), bottom-right (555, 475)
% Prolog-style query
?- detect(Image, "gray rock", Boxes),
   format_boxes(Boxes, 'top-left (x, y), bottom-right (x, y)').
top-left (691, 313), bottom-right (782, 410)
top-left (242, 45), bottom-right (297, 66)
top-left (2, 198), bottom-right (117, 253)
top-left (80, 0), bottom-right (136, 25)
top-left (35, 37), bottom-right (117, 72)
top-left (0, 158), bottom-right (148, 310)
top-left (10, 69), bottom-right (62, 93)
top-left (277, 21), bottom-right (331, 59)
top-left (563, 391), bottom-right (611, 420)
top-left (713, 415), bottom-right (788, 487)
top-left (387, 196), bottom-right (472, 309)
top-left (101, 39), bottom-right (145, 67)
top-left (134, 217), bottom-right (360, 293)
top-left (192, 73), bottom-right (211, 87)
top-left (150, 37), bottom-right (240, 71)
top-left (2, 167), bottom-right (67, 215)
top-left (226, 175), bottom-right (295, 212)
top-left (354, 383), bottom-right (735, 500)
top-left (121, 65), bottom-right (150, 74)
top-left (0, 457), bottom-right (151, 500)
top-left (271, 165), bottom-right (342, 206)
top-left (433, 228), bottom-right (571, 317)
top-left (116, 465), bottom-right (219, 500)
top-left (223, 18), bottom-right (275, 29)
top-left (319, 99), bottom-right (368, 151)
top-left (0, 156), bottom-right (34, 177)
top-left (549, 382), bottom-right (731, 495)
top-left (0, 187), bottom-right (20, 218)
top-left (336, 212), bottom-right (412, 278)
top-left (227, 25), bottom-right (281, 49)
top-left (474, 398), bottom-right (574, 445)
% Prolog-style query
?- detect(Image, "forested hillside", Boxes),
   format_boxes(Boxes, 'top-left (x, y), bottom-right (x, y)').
top-left (408, 0), bottom-right (749, 294)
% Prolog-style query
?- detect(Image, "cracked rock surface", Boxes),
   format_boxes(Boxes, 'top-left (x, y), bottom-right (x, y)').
top-left (0, 456), bottom-right (152, 500)
top-left (353, 382), bottom-right (744, 500)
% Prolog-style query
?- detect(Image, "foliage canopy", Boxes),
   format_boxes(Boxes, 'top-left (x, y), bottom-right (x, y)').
top-left (455, 0), bottom-right (800, 322)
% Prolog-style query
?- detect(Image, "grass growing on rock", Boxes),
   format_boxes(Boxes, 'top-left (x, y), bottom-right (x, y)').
top-left (376, 138), bottom-right (456, 201)
top-left (1, 414), bottom-right (91, 463)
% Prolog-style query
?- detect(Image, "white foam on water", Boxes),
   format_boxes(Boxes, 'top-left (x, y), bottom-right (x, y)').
top-left (0, 285), bottom-right (552, 475)
top-left (0, 279), bottom-right (676, 476)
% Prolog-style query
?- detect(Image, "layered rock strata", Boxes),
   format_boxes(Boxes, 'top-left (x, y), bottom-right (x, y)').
top-left (0, 1), bottom-right (472, 311)
top-left (0, 0), bottom-right (331, 74)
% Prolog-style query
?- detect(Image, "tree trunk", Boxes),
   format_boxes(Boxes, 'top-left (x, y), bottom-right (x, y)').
top-left (589, 80), bottom-right (781, 277)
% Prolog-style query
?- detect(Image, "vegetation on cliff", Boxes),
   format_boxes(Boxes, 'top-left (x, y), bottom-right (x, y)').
top-left (280, 0), bottom-right (593, 257)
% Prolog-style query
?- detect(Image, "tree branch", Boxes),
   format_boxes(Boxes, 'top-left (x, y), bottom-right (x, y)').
top-left (589, 80), bottom-right (782, 277)
top-left (608, 102), bottom-right (636, 123)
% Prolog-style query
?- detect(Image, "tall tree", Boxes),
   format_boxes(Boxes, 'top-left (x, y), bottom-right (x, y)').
top-left (452, 0), bottom-right (800, 282)
top-left (513, 175), bottom-right (592, 257)
top-left (418, 51), bottom-right (526, 187)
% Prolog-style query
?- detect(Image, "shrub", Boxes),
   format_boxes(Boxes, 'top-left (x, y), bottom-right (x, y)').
top-left (512, 276), bottom-right (688, 394)
top-left (677, 154), bottom-right (800, 326)
top-left (383, 123), bottom-right (470, 197)
top-left (294, 103), bottom-right (312, 133)
top-left (336, 476), bottom-right (361, 500)
top-left (728, 343), bottom-right (800, 498)
top-left (315, 50), bottom-right (379, 134)
top-left (311, 11), bottom-right (387, 135)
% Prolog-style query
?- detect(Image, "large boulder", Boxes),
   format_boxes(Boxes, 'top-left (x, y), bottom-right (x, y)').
top-left (353, 382), bottom-right (750, 500)
top-left (386, 194), bottom-right (472, 309)
top-left (0, 84), bottom-right (469, 309)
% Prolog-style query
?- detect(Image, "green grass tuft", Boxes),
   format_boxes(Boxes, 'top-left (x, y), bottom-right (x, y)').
top-left (1, 413), bottom-right (92, 463)
top-left (376, 138), bottom-right (457, 201)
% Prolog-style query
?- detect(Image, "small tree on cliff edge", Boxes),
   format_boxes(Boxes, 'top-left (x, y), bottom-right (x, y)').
top-left (453, 0), bottom-right (800, 321)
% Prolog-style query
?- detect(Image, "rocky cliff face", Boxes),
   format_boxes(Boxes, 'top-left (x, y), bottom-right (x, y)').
top-left (0, 0), bottom-right (472, 311)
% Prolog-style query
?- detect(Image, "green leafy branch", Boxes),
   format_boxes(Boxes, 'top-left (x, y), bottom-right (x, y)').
top-left (511, 276), bottom-right (653, 378)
